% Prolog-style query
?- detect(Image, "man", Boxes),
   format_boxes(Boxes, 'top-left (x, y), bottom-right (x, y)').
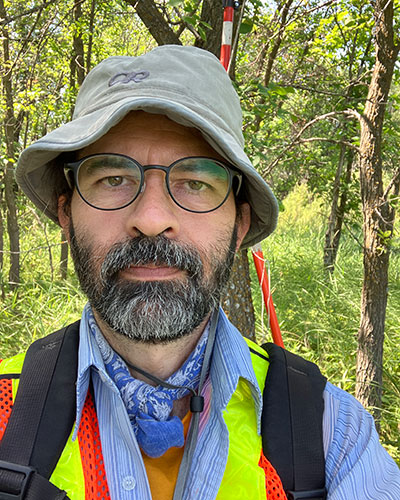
top-left (0, 45), bottom-right (399, 500)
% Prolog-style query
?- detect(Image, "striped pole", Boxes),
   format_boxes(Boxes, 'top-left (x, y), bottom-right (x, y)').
top-left (252, 244), bottom-right (284, 347)
top-left (220, 1), bottom-right (284, 347)
top-left (220, 0), bottom-right (235, 71)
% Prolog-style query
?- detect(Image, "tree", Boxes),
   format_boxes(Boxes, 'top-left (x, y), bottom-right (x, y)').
top-left (356, 0), bottom-right (400, 422)
top-left (323, 145), bottom-right (355, 272)
top-left (0, 0), bottom-right (22, 289)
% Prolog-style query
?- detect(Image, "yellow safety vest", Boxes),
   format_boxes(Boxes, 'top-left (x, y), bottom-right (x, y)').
top-left (0, 337), bottom-right (269, 499)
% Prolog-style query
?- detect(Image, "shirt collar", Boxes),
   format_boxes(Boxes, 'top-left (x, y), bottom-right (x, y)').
top-left (73, 304), bottom-right (263, 438)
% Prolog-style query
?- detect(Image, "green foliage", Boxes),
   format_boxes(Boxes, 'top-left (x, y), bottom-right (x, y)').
top-left (0, 205), bottom-right (86, 358)
top-left (240, 19), bottom-right (254, 35)
top-left (235, 0), bottom-right (379, 207)
top-left (168, 0), bottom-right (185, 6)
top-left (250, 185), bottom-right (400, 463)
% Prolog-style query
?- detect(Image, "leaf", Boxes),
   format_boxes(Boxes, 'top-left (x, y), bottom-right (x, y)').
top-left (257, 84), bottom-right (270, 97)
top-left (183, 16), bottom-right (197, 26)
top-left (273, 85), bottom-right (295, 97)
top-left (168, 0), bottom-right (184, 6)
top-left (277, 108), bottom-right (290, 118)
top-left (200, 21), bottom-right (212, 30)
top-left (336, 10), bottom-right (348, 23)
top-left (198, 25), bottom-right (207, 42)
top-left (240, 20), bottom-right (253, 34)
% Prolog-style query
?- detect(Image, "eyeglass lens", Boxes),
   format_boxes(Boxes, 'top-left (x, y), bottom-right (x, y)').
top-left (76, 155), bottom-right (231, 212)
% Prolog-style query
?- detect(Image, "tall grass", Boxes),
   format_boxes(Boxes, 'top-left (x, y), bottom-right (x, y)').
top-left (251, 184), bottom-right (400, 462)
top-left (0, 205), bottom-right (86, 358)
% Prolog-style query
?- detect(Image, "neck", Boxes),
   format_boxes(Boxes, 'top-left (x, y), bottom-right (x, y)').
top-left (92, 310), bottom-right (211, 384)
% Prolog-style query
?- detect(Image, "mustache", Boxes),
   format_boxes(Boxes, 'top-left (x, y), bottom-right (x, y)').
top-left (99, 235), bottom-right (203, 283)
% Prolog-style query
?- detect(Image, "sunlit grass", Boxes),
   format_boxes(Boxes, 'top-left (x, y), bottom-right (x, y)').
top-left (0, 205), bottom-right (86, 358)
top-left (251, 185), bottom-right (400, 463)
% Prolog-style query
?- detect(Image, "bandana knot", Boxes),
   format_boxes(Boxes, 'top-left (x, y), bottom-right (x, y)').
top-left (87, 306), bottom-right (208, 458)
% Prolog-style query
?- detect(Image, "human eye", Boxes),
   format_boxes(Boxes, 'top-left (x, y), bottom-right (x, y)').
top-left (82, 161), bottom-right (139, 189)
top-left (170, 175), bottom-right (216, 199)
top-left (101, 175), bottom-right (127, 188)
top-left (184, 178), bottom-right (212, 192)
top-left (171, 164), bottom-right (218, 194)
top-left (79, 157), bottom-right (141, 199)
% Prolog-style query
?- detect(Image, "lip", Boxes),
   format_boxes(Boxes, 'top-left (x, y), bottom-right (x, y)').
top-left (120, 265), bottom-right (183, 281)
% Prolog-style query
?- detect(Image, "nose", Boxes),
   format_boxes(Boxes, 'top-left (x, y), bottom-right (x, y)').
top-left (124, 170), bottom-right (180, 238)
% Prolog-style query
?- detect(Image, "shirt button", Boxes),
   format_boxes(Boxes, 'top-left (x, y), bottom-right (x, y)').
top-left (122, 475), bottom-right (136, 491)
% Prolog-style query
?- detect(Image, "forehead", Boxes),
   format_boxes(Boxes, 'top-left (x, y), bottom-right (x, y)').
top-left (79, 111), bottom-right (223, 161)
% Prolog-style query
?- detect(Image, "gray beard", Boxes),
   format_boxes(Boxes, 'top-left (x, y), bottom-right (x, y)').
top-left (69, 224), bottom-right (237, 343)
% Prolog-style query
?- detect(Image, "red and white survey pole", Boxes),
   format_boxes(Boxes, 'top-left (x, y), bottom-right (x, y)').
top-left (251, 244), bottom-right (284, 347)
top-left (220, 0), bottom-right (235, 71)
top-left (220, 0), bottom-right (284, 347)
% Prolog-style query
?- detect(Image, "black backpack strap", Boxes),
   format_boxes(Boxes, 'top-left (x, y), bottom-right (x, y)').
top-left (261, 343), bottom-right (327, 500)
top-left (0, 321), bottom-right (80, 500)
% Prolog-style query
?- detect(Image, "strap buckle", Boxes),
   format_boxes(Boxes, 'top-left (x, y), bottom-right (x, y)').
top-left (286, 489), bottom-right (327, 500)
top-left (0, 460), bottom-right (34, 500)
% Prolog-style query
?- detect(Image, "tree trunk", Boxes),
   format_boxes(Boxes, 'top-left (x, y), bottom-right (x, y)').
top-left (129, 0), bottom-right (182, 46)
top-left (72, 0), bottom-right (86, 86)
top-left (356, 0), bottom-right (399, 423)
top-left (86, 0), bottom-right (96, 73)
top-left (4, 164), bottom-right (20, 289)
top-left (324, 144), bottom-right (346, 273)
top-left (1, 0), bottom-right (20, 290)
top-left (222, 249), bottom-right (256, 341)
top-left (323, 146), bottom-right (354, 272)
top-left (194, 0), bottom-right (223, 58)
top-left (254, 0), bottom-right (294, 132)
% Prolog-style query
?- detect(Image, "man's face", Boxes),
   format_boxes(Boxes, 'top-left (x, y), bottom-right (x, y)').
top-left (59, 112), bottom-right (250, 343)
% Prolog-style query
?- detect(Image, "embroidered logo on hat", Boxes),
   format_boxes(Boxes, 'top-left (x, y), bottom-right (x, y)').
top-left (109, 70), bottom-right (150, 87)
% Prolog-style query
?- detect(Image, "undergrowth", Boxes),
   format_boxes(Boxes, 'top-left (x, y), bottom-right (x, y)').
top-left (251, 184), bottom-right (400, 463)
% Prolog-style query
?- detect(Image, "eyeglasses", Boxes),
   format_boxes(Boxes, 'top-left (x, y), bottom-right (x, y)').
top-left (64, 154), bottom-right (242, 213)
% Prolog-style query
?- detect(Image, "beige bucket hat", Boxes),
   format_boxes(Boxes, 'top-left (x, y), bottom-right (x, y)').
top-left (16, 45), bottom-right (278, 248)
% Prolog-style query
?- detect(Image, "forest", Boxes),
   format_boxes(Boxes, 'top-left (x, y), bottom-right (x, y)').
top-left (1, 0), bottom-right (399, 462)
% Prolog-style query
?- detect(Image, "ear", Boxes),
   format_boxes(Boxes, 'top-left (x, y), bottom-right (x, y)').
top-left (58, 195), bottom-right (71, 243)
top-left (235, 202), bottom-right (251, 251)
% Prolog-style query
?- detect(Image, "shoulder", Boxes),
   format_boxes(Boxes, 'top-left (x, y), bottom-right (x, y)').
top-left (323, 382), bottom-right (400, 499)
top-left (0, 321), bottom-right (80, 377)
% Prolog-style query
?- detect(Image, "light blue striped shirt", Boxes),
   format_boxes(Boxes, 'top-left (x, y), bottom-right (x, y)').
top-left (73, 304), bottom-right (400, 499)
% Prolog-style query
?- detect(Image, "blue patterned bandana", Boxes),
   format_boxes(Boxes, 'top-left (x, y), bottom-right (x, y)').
top-left (87, 306), bottom-right (208, 458)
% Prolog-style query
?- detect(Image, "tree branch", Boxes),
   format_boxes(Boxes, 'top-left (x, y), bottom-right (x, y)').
top-left (261, 109), bottom-right (360, 176)
top-left (0, 0), bottom-right (54, 25)
top-left (383, 167), bottom-right (400, 200)
top-left (255, 0), bottom-right (338, 64)
top-left (288, 83), bottom-right (367, 98)
top-left (297, 137), bottom-right (360, 152)
top-left (127, 0), bottom-right (182, 46)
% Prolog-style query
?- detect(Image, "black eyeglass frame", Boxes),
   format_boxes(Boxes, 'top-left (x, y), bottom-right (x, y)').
top-left (64, 153), bottom-right (243, 214)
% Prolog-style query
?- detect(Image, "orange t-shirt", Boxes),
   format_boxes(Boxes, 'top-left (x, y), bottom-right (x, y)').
top-left (142, 412), bottom-right (191, 500)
